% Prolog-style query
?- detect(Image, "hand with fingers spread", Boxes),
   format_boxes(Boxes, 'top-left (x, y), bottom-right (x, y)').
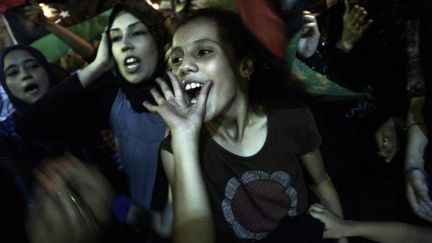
top-left (143, 71), bottom-right (213, 137)
top-left (26, 155), bottom-right (113, 243)
top-left (406, 169), bottom-right (432, 222)
top-left (375, 118), bottom-right (398, 163)
top-left (338, 0), bottom-right (373, 52)
top-left (78, 30), bottom-right (114, 87)
top-left (297, 11), bottom-right (321, 59)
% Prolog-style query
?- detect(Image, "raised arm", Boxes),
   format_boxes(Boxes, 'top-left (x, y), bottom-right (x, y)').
top-left (23, 4), bottom-right (94, 59)
top-left (16, 33), bottom-right (115, 140)
top-left (144, 72), bottom-right (214, 243)
top-left (404, 97), bottom-right (432, 221)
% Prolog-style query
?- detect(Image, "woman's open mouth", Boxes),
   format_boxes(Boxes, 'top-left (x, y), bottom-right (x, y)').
top-left (184, 81), bottom-right (203, 105)
top-left (24, 83), bottom-right (40, 94)
top-left (124, 56), bottom-right (141, 74)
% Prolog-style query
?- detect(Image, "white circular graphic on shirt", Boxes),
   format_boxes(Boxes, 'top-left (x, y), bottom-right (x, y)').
top-left (222, 170), bottom-right (298, 240)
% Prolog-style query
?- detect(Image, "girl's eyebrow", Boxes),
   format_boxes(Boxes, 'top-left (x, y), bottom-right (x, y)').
top-left (4, 64), bottom-right (17, 73)
top-left (4, 58), bottom-right (35, 72)
top-left (169, 38), bottom-right (220, 53)
top-left (110, 21), bottom-right (142, 32)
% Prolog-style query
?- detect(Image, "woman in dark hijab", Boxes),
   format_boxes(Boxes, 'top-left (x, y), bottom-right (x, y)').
top-left (16, 0), bottom-right (172, 239)
top-left (0, 45), bottom-right (113, 243)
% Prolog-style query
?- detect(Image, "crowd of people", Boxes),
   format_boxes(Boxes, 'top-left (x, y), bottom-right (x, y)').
top-left (0, 0), bottom-right (431, 243)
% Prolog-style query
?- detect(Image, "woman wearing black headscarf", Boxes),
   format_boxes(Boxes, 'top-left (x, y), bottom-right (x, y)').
top-left (16, 0), bottom-right (172, 238)
top-left (0, 45), bottom-right (113, 243)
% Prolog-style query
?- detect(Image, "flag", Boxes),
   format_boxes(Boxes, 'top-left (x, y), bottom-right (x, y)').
top-left (30, 8), bottom-right (112, 62)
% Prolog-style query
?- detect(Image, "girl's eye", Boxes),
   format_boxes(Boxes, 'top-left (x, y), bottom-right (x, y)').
top-left (132, 30), bottom-right (147, 36)
top-left (170, 56), bottom-right (183, 66)
top-left (110, 36), bottom-right (121, 43)
top-left (28, 63), bottom-right (40, 70)
top-left (197, 49), bottom-right (213, 57)
top-left (6, 70), bottom-right (18, 77)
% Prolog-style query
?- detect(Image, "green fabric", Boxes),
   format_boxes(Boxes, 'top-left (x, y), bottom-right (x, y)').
top-left (203, 0), bottom-right (237, 12)
top-left (288, 32), bottom-right (363, 100)
top-left (30, 9), bottom-right (112, 63)
top-left (286, 31), bottom-right (302, 70)
top-left (214, 0), bottom-right (363, 100)
top-left (291, 57), bottom-right (364, 100)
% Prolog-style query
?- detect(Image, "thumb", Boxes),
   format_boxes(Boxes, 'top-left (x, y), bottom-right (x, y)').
top-left (197, 80), bottom-right (213, 107)
top-left (344, 0), bottom-right (352, 14)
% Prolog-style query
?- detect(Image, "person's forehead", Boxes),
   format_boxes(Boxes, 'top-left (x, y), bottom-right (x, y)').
top-left (111, 12), bottom-right (142, 28)
top-left (4, 50), bottom-right (35, 65)
top-left (173, 19), bottom-right (221, 46)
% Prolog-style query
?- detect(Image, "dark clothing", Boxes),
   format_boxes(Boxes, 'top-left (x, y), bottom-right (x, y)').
top-left (420, 0), bottom-right (432, 176)
top-left (161, 107), bottom-right (323, 242)
top-left (16, 72), bottom-right (168, 209)
top-left (16, 73), bottom-right (116, 139)
top-left (110, 89), bottom-right (166, 209)
top-left (0, 164), bottom-right (29, 243)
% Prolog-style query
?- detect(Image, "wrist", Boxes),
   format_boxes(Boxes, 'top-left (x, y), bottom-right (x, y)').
top-left (171, 126), bottom-right (201, 140)
top-left (43, 20), bottom-right (56, 29)
top-left (345, 220), bottom-right (359, 238)
top-left (404, 157), bottom-right (424, 170)
top-left (404, 166), bottom-right (430, 185)
top-left (404, 122), bottom-right (426, 131)
top-left (171, 131), bottom-right (200, 147)
top-left (336, 39), bottom-right (353, 53)
top-left (405, 166), bottom-right (426, 176)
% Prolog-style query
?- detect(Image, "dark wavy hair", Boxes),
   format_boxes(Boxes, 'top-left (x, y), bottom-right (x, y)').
top-left (173, 8), bottom-right (307, 107)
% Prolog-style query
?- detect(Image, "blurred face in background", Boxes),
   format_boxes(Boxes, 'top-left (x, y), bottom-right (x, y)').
top-left (3, 49), bottom-right (49, 104)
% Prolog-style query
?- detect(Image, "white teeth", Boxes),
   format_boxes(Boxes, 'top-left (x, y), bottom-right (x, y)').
top-left (126, 57), bottom-right (138, 64)
top-left (191, 98), bottom-right (197, 104)
top-left (126, 63), bottom-right (139, 71)
top-left (184, 82), bottom-right (202, 91)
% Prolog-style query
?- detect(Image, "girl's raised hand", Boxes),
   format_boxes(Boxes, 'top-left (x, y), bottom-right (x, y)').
top-left (143, 71), bottom-right (212, 137)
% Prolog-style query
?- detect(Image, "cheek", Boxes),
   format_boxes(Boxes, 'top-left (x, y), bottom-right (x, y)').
top-left (140, 43), bottom-right (158, 63)
top-left (35, 70), bottom-right (49, 82)
top-left (111, 46), bottom-right (123, 67)
top-left (5, 79), bottom-right (20, 94)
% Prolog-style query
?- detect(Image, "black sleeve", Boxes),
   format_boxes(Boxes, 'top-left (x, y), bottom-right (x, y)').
top-left (16, 72), bottom-right (118, 140)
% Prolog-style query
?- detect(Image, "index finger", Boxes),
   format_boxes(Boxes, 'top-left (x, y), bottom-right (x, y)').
top-left (167, 71), bottom-right (184, 98)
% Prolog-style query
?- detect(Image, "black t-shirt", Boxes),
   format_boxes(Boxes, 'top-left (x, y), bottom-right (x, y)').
top-left (161, 107), bottom-right (324, 242)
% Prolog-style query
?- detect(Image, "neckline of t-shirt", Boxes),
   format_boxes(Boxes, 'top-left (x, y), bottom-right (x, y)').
top-left (204, 112), bottom-right (271, 162)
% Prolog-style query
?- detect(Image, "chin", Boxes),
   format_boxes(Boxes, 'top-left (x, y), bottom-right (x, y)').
top-left (122, 72), bottom-right (152, 84)
top-left (122, 74), bottom-right (142, 84)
